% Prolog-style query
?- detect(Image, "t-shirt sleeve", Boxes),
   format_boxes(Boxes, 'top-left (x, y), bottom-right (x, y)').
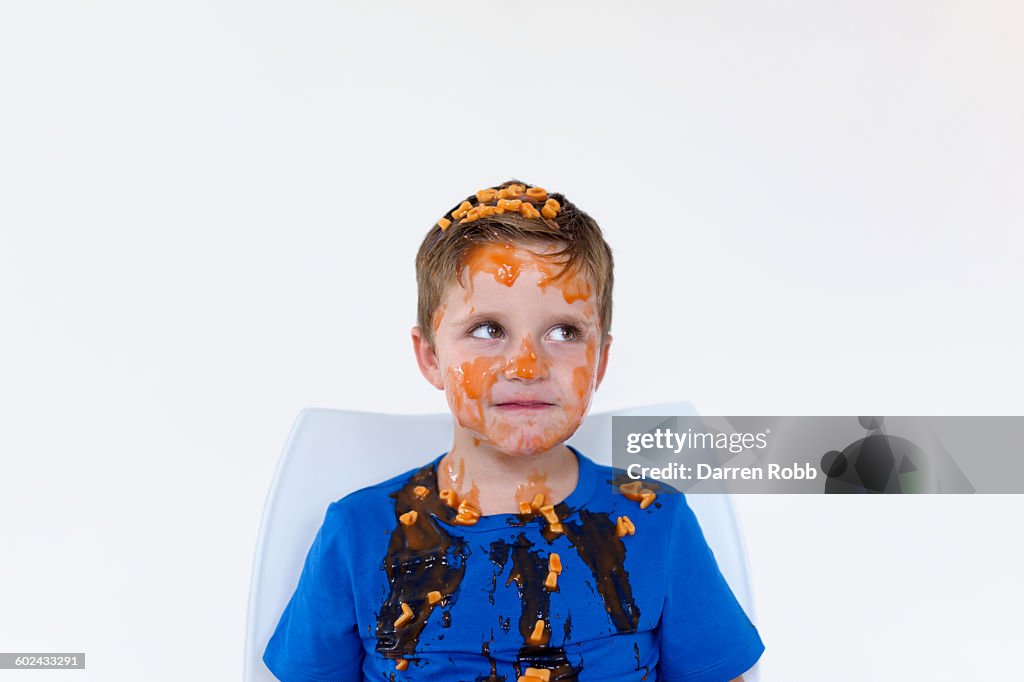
top-left (658, 495), bottom-right (765, 682)
top-left (263, 501), bottom-right (365, 682)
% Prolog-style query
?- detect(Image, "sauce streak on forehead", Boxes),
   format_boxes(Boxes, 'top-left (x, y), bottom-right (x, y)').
top-left (460, 242), bottom-right (594, 307)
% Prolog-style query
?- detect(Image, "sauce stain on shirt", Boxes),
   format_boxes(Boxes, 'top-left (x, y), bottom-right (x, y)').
top-left (634, 640), bottom-right (651, 680)
top-left (473, 639), bottom-right (507, 682)
top-left (375, 463), bottom-right (470, 665)
top-left (376, 461), bottom-right (646, 679)
top-left (558, 509), bottom-right (641, 633)
top-left (489, 534), bottom-right (581, 680)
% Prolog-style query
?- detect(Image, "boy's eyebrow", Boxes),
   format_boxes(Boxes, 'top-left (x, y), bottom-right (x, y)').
top-left (457, 309), bottom-right (596, 328)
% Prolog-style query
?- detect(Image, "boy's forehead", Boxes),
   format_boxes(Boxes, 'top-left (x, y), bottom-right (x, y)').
top-left (466, 241), bottom-right (569, 282)
top-left (441, 255), bottom-right (596, 317)
top-left (451, 266), bottom-right (553, 302)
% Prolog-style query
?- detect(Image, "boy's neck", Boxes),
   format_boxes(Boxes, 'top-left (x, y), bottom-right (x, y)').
top-left (436, 430), bottom-right (580, 516)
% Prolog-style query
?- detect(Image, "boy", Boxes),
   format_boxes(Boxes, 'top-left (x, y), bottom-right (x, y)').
top-left (263, 180), bottom-right (764, 681)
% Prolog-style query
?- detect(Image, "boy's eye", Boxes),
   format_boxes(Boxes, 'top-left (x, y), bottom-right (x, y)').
top-left (469, 322), bottom-right (504, 340)
top-left (548, 325), bottom-right (581, 342)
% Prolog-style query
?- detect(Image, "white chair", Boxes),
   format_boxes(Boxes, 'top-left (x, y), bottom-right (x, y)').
top-left (244, 403), bottom-right (761, 681)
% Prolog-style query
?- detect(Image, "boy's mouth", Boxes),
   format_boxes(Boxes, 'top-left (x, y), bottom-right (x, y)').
top-left (493, 400), bottom-right (554, 411)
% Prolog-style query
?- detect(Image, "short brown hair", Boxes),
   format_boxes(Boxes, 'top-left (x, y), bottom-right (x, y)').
top-left (415, 179), bottom-right (614, 350)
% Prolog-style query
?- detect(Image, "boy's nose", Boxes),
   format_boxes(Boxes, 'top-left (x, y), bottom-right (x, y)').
top-left (503, 336), bottom-right (546, 381)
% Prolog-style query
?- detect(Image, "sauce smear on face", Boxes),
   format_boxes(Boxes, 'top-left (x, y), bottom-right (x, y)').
top-left (441, 243), bottom-right (603, 457)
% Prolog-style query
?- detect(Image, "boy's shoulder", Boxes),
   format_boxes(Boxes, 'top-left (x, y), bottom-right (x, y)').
top-left (585, 457), bottom-right (694, 536)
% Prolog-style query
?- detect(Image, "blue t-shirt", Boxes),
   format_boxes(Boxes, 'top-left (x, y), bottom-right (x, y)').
top-left (264, 445), bottom-right (764, 681)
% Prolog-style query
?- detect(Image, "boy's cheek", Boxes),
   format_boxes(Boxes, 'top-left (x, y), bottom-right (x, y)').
top-left (442, 356), bottom-right (505, 430)
top-left (572, 366), bottom-right (595, 401)
top-left (567, 341), bottom-right (601, 406)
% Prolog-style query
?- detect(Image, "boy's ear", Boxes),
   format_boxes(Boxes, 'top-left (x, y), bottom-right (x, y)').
top-left (595, 333), bottom-right (613, 390)
top-left (411, 326), bottom-right (445, 391)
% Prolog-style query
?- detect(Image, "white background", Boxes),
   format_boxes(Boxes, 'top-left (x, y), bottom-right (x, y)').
top-left (2, 1), bottom-right (1022, 680)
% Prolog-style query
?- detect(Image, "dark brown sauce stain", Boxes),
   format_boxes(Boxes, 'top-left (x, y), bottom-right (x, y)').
top-left (473, 639), bottom-right (507, 682)
top-left (558, 509), bottom-right (641, 633)
top-left (634, 640), bottom-right (651, 680)
top-left (376, 465), bottom-right (651, 678)
top-left (490, 534), bottom-right (582, 682)
top-left (526, 496), bottom-right (642, 633)
top-left (505, 517), bottom-right (532, 528)
top-left (502, 534), bottom-right (552, 639)
top-left (516, 647), bottom-right (581, 682)
top-left (609, 472), bottom-right (663, 493)
top-left (375, 462), bottom-right (470, 665)
top-left (504, 499), bottom-right (642, 678)
top-left (488, 539), bottom-right (511, 605)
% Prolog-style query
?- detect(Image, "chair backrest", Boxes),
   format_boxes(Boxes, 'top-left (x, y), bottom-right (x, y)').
top-left (244, 403), bottom-right (759, 681)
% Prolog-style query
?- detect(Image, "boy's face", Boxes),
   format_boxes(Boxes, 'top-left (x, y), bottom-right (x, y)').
top-left (413, 241), bottom-right (612, 457)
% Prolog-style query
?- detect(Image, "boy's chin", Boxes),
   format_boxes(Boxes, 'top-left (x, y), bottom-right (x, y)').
top-left (470, 424), bottom-right (579, 458)
top-left (487, 444), bottom-right (559, 458)
top-left (495, 442), bottom-right (558, 457)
